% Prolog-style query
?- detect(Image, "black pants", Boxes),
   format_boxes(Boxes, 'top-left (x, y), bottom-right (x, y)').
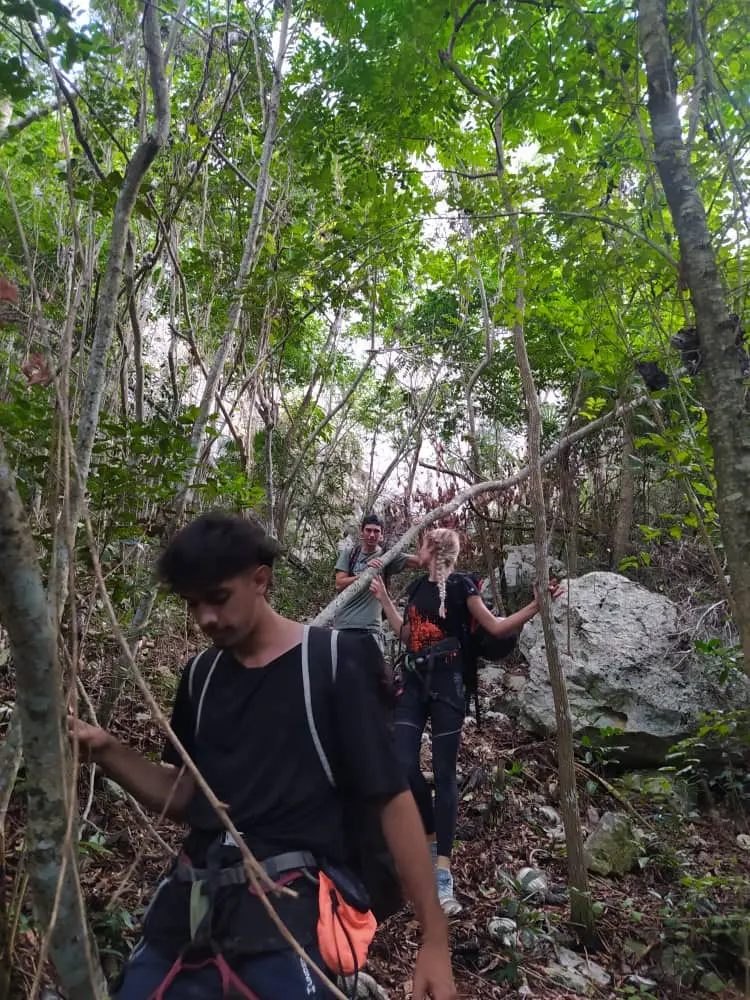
top-left (116, 941), bottom-right (328, 998)
top-left (394, 662), bottom-right (465, 858)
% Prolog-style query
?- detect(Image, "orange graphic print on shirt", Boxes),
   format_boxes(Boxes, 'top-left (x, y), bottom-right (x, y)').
top-left (407, 607), bottom-right (446, 653)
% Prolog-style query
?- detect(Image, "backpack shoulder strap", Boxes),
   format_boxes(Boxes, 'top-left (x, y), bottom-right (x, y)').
top-left (188, 648), bottom-right (223, 739)
top-left (301, 624), bottom-right (338, 788)
top-left (348, 544), bottom-right (362, 575)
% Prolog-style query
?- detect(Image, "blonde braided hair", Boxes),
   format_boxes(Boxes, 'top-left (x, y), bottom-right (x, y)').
top-left (425, 528), bottom-right (460, 617)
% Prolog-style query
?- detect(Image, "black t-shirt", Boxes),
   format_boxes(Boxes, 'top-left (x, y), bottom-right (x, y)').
top-left (162, 630), bottom-right (407, 866)
top-left (405, 572), bottom-right (479, 653)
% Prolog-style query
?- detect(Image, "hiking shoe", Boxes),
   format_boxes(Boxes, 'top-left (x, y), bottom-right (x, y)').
top-left (436, 867), bottom-right (463, 916)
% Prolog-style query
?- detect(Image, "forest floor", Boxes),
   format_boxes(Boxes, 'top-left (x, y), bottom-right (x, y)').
top-left (1, 642), bottom-right (748, 1000)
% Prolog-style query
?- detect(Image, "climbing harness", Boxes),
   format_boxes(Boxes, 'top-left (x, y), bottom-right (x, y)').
top-left (401, 636), bottom-right (465, 712)
top-left (146, 846), bottom-right (316, 1000)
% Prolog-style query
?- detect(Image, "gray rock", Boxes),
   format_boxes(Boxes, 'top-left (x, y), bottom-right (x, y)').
top-left (500, 544), bottom-right (567, 612)
top-left (338, 972), bottom-right (389, 999)
top-left (535, 805), bottom-right (565, 842)
top-left (487, 917), bottom-right (517, 945)
top-left (103, 778), bottom-right (129, 801)
top-left (496, 572), bottom-right (749, 764)
top-left (517, 867), bottom-right (548, 900)
top-left (556, 947), bottom-right (611, 987)
top-left (699, 971), bottom-right (727, 994)
top-left (628, 974), bottom-right (657, 988)
top-left (502, 673), bottom-right (527, 695)
top-left (481, 709), bottom-right (509, 723)
top-left (580, 958), bottom-right (611, 988)
top-left (518, 928), bottom-right (539, 952)
top-left (586, 805), bottom-right (600, 827)
top-left (544, 963), bottom-right (592, 995)
top-left (537, 804), bottom-right (562, 826)
top-left (583, 811), bottom-right (639, 876)
top-left (480, 665), bottom-right (507, 687)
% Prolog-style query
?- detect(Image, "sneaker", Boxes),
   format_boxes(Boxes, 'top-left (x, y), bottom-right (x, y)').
top-left (436, 867), bottom-right (463, 916)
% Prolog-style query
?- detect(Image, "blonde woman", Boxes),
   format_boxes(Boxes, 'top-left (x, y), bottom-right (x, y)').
top-left (371, 528), bottom-right (561, 915)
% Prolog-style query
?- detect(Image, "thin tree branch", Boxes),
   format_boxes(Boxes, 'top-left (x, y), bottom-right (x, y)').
top-left (438, 50), bottom-right (503, 107)
top-left (174, 0), bottom-right (292, 519)
top-left (1, 104), bottom-right (54, 141)
top-left (283, 350), bottom-right (378, 504)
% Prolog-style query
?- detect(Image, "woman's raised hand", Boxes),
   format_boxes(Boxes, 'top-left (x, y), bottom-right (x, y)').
top-left (369, 576), bottom-right (388, 602)
top-left (533, 578), bottom-right (564, 604)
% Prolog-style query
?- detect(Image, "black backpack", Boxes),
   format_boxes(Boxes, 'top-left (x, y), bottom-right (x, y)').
top-left (347, 544), bottom-right (363, 575)
top-left (463, 571), bottom-right (520, 659)
top-left (188, 626), bottom-right (403, 924)
top-left (403, 572), bottom-right (519, 726)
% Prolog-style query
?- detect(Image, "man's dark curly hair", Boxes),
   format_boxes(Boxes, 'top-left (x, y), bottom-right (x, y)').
top-left (156, 512), bottom-right (281, 593)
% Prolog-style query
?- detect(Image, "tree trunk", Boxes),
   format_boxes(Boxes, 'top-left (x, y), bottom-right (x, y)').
top-left (55, 0), bottom-right (170, 602)
top-left (97, 585), bottom-right (157, 728)
top-left (611, 411), bottom-right (635, 569)
top-left (0, 435), bottom-right (105, 999)
top-left (559, 446), bottom-right (579, 577)
top-left (465, 244), bottom-right (502, 610)
top-left (493, 114), bottom-right (595, 943)
top-left (639, 0), bottom-right (750, 674)
top-left (99, 5), bottom-right (292, 719)
top-left (404, 434), bottom-right (422, 524)
top-left (278, 351), bottom-right (376, 529)
top-left (125, 234), bottom-right (144, 422)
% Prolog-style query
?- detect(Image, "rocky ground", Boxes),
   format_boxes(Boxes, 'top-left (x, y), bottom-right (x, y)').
top-left (365, 673), bottom-right (749, 1000)
top-left (1, 655), bottom-right (749, 999)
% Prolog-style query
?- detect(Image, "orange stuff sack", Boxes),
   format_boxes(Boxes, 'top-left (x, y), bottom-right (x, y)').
top-left (317, 870), bottom-right (377, 976)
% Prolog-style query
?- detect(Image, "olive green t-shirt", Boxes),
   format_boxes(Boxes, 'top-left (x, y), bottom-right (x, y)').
top-left (333, 545), bottom-right (408, 633)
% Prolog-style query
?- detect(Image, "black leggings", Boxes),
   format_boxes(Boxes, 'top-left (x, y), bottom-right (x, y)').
top-left (394, 663), bottom-right (465, 858)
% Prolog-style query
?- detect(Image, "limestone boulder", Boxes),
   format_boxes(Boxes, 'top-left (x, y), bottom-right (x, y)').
top-left (494, 572), bottom-right (749, 764)
top-left (583, 811), bottom-right (640, 876)
top-left (497, 544), bottom-right (566, 612)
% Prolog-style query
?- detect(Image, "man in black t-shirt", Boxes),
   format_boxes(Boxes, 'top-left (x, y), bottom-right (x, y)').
top-left (70, 513), bottom-right (456, 1000)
